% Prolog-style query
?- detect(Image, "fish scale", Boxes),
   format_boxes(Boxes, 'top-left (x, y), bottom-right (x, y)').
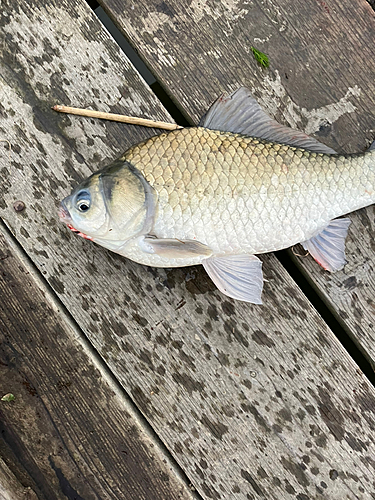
top-left (122, 127), bottom-right (375, 266)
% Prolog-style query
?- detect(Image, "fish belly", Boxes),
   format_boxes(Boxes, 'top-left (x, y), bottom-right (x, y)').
top-left (124, 127), bottom-right (375, 267)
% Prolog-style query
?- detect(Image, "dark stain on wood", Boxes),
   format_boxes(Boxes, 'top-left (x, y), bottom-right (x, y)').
top-left (48, 457), bottom-right (86, 500)
top-left (251, 329), bottom-right (275, 347)
top-left (240, 469), bottom-right (265, 497)
top-left (316, 386), bottom-right (346, 441)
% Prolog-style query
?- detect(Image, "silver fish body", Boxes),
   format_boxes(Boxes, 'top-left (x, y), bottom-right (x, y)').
top-left (118, 127), bottom-right (375, 266)
top-left (59, 88), bottom-right (375, 303)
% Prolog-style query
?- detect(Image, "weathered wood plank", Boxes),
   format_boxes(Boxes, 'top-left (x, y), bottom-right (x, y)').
top-left (1, 1), bottom-right (375, 499)
top-left (97, 0), bottom-right (375, 363)
top-left (0, 457), bottom-right (38, 500)
top-left (289, 210), bottom-right (375, 365)
top-left (0, 224), bottom-right (196, 500)
top-left (99, 0), bottom-right (375, 149)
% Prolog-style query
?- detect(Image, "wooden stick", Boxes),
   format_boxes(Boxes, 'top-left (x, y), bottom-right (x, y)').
top-left (52, 105), bottom-right (183, 131)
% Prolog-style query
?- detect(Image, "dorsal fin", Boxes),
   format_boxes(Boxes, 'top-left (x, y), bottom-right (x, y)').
top-left (200, 87), bottom-right (337, 155)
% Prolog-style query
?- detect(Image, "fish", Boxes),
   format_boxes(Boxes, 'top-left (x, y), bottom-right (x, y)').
top-left (59, 88), bottom-right (375, 304)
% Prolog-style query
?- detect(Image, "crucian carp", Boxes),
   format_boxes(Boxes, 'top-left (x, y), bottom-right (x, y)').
top-left (59, 88), bottom-right (375, 304)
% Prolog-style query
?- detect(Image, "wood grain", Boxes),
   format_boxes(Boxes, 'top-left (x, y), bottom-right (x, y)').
top-left (0, 225), bottom-right (196, 500)
top-left (1, 0), bottom-right (375, 499)
top-left (0, 457), bottom-right (38, 500)
top-left (97, 0), bottom-right (375, 363)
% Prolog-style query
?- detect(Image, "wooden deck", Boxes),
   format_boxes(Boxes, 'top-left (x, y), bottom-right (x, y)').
top-left (1, 0), bottom-right (375, 498)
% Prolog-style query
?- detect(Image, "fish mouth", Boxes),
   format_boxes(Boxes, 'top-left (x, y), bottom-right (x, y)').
top-left (58, 202), bottom-right (93, 241)
top-left (58, 201), bottom-right (71, 222)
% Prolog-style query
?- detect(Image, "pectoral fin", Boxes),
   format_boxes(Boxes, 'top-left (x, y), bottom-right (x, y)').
top-left (202, 254), bottom-right (264, 304)
top-left (143, 236), bottom-right (213, 259)
top-left (300, 218), bottom-right (351, 272)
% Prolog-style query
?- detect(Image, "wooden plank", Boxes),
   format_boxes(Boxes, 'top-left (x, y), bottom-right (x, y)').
top-left (0, 224), bottom-right (196, 500)
top-left (289, 213), bottom-right (375, 366)
top-left (97, 0), bottom-right (375, 363)
top-left (1, 1), bottom-right (375, 499)
top-left (0, 457), bottom-right (38, 500)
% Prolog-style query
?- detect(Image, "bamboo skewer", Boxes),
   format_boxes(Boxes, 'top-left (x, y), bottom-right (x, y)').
top-left (52, 105), bottom-right (183, 131)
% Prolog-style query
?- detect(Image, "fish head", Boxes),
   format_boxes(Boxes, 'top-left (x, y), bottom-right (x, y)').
top-left (59, 159), bottom-right (155, 245)
top-left (59, 171), bottom-right (106, 241)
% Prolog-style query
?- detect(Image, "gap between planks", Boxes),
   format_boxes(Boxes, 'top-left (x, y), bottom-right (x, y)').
top-left (277, 248), bottom-right (375, 382)
top-left (0, 217), bottom-right (203, 500)
top-left (88, 2), bottom-right (193, 127)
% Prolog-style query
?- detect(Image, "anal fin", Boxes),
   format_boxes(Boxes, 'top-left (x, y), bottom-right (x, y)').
top-left (300, 218), bottom-right (351, 272)
top-left (202, 254), bottom-right (263, 304)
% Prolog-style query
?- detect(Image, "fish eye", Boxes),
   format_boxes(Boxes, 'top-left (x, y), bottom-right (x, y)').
top-left (75, 190), bottom-right (91, 212)
top-left (78, 201), bottom-right (90, 212)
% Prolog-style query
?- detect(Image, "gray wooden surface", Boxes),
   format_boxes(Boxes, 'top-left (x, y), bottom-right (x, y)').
top-left (99, 0), bottom-right (375, 364)
top-left (1, 0), bottom-right (375, 499)
top-left (0, 456), bottom-right (38, 500)
top-left (0, 222), bottom-right (196, 500)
